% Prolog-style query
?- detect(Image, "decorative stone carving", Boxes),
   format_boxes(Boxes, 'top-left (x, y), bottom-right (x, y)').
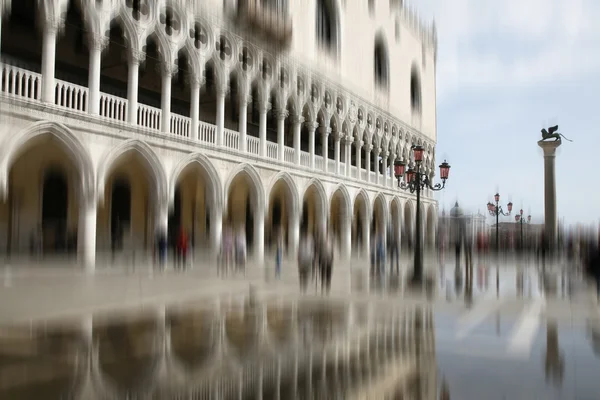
top-left (348, 103), bottom-right (357, 124)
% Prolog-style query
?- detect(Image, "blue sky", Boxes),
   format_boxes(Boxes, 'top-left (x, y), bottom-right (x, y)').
top-left (415, 0), bottom-right (600, 227)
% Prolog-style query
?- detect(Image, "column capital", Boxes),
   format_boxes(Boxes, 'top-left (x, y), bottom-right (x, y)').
top-left (291, 115), bottom-right (305, 125)
top-left (365, 144), bottom-right (373, 152)
top-left (537, 139), bottom-right (561, 156)
top-left (158, 62), bottom-right (178, 78)
top-left (275, 109), bottom-right (289, 120)
top-left (321, 127), bottom-right (332, 136)
top-left (355, 139), bottom-right (364, 148)
top-left (256, 100), bottom-right (271, 114)
top-left (43, 17), bottom-right (63, 34)
top-left (216, 84), bottom-right (229, 97)
top-left (383, 151), bottom-right (390, 158)
top-left (89, 34), bottom-right (109, 52)
top-left (305, 121), bottom-right (319, 131)
top-left (129, 49), bottom-right (146, 65)
top-left (188, 72), bottom-right (205, 88)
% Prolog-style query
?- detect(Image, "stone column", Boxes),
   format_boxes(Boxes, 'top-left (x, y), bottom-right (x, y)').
top-left (190, 75), bottom-right (203, 141)
top-left (160, 62), bottom-right (176, 133)
top-left (238, 92), bottom-right (250, 152)
top-left (215, 86), bottom-right (228, 146)
top-left (254, 206), bottom-right (265, 264)
top-left (289, 212), bottom-right (300, 261)
top-left (382, 151), bottom-right (389, 187)
top-left (307, 121), bottom-right (319, 169)
top-left (343, 210), bottom-right (352, 260)
top-left (127, 50), bottom-right (144, 124)
top-left (344, 137), bottom-right (352, 177)
top-left (87, 34), bottom-right (107, 115)
top-left (322, 127), bottom-right (331, 173)
top-left (292, 116), bottom-right (304, 165)
top-left (373, 147), bottom-right (380, 185)
top-left (389, 153), bottom-right (396, 188)
top-left (365, 144), bottom-right (372, 182)
top-left (211, 207), bottom-right (222, 257)
top-left (363, 215), bottom-right (370, 257)
top-left (334, 135), bottom-right (341, 175)
top-left (41, 21), bottom-right (59, 103)
top-left (276, 109), bottom-right (288, 162)
top-left (538, 139), bottom-right (562, 247)
top-left (258, 101), bottom-right (271, 157)
top-left (355, 139), bottom-right (363, 178)
top-left (78, 197), bottom-right (97, 272)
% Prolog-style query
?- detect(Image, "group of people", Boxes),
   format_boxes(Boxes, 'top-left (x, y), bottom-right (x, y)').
top-left (154, 227), bottom-right (190, 271)
top-left (297, 229), bottom-right (335, 294)
top-left (369, 232), bottom-right (401, 276)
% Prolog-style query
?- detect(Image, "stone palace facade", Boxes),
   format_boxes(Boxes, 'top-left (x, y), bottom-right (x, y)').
top-left (0, 0), bottom-right (439, 270)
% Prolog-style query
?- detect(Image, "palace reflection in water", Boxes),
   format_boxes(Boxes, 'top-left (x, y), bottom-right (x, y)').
top-left (0, 292), bottom-right (437, 399)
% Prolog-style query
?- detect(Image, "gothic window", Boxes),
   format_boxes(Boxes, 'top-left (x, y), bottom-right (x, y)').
top-left (316, 0), bottom-right (336, 54)
top-left (374, 36), bottom-right (388, 90)
top-left (410, 65), bottom-right (422, 113)
top-left (261, 0), bottom-right (288, 15)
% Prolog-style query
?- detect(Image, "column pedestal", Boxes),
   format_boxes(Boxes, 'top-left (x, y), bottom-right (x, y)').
top-left (538, 139), bottom-right (561, 248)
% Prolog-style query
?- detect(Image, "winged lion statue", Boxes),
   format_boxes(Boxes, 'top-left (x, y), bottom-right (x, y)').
top-left (541, 125), bottom-right (572, 142)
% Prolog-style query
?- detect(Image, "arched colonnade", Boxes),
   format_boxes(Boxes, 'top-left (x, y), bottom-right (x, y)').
top-left (0, 122), bottom-right (438, 269)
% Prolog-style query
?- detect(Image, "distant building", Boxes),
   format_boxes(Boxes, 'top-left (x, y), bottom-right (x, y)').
top-left (438, 202), bottom-right (486, 248)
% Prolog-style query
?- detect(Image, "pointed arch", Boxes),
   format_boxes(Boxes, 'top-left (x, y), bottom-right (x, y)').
top-left (96, 139), bottom-right (168, 206)
top-left (267, 171), bottom-right (301, 217)
top-left (374, 30), bottom-right (389, 91)
top-left (410, 63), bottom-right (422, 113)
top-left (315, 0), bottom-right (342, 58)
top-left (170, 152), bottom-right (222, 212)
top-left (330, 183), bottom-right (351, 218)
top-left (302, 178), bottom-right (328, 214)
top-left (0, 121), bottom-right (94, 202)
top-left (354, 189), bottom-right (372, 219)
top-left (223, 163), bottom-right (265, 214)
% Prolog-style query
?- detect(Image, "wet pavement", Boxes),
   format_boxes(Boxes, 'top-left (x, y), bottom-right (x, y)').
top-left (0, 257), bottom-right (599, 398)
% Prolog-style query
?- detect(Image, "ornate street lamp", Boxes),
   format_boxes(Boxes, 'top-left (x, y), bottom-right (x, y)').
top-left (394, 145), bottom-right (451, 285)
top-left (487, 193), bottom-right (512, 254)
top-left (515, 209), bottom-right (532, 252)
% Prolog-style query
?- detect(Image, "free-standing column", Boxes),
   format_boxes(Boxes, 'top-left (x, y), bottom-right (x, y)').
top-left (216, 86), bottom-right (228, 146)
top-left (87, 34), bottom-right (107, 115)
top-left (254, 206), bottom-right (265, 264)
top-left (127, 50), bottom-right (143, 124)
top-left (211, 207), bottom-right (222, 257)
top-left (373, 147), bottom-right (380, 185)
top-left (190, 75), bottom-right (202, 140)
top-left (322, 127), bottom-right (331, 173)
top-left (343, 210), bottom-right (351, 260)
top-left (293, 116), bottom-right (304, 165)
top-left (363, 215), bottom-right (370, 258)
top-left (382, 151), bottom-right (389, 186)
top-left (289, 212), bottom-right (300, 259)
top-left (334, 135), bottom-right (341, 175)
top-left (276, 109), bottom-right (288, 162)
top-left (307, 121), bottom-right (319, 169)
top-left (365, 144), bottom-right (372, 182)
top-left (41, 21), bottom-right (59, 103)
top-left (160, 63), bottom-right (176, 133)
top-left (355, 139), bottom-right (363, 178)
top-left (258, 101), bottom-right (271, 157)
top-left (345, 137), bottom-right (352, 177)
top-left (538, 139), bottom-right (561, 247)
top-left (78, 197), bottom-right (97, 272)
top-left (238, 92), bottom-right (250, 152)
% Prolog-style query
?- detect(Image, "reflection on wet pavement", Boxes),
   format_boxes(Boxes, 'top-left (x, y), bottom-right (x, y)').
top-left (1, 261), bottom-right (599, 399)
top-left (0, 294), bottom-right (437, 399)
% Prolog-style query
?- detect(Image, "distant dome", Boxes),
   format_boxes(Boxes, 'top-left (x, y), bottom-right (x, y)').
top-left (449, 201), bottom-right (464, 218)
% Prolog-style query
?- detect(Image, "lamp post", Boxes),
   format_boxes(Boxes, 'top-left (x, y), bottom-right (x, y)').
top-left (486, 193), bottom-right (512, 255)
top-left (515, 209), bottom-right (531, 252)
top-left (394, 145), bottom-right (451, 285)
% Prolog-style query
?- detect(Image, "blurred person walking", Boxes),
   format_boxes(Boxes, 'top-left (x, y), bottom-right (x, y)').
top-left (319, 229), bottom-right (334, 294)
top-left (298, 230), bottom-right (314, 293)
top-left (275, 228), bottom-right (283, 279)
